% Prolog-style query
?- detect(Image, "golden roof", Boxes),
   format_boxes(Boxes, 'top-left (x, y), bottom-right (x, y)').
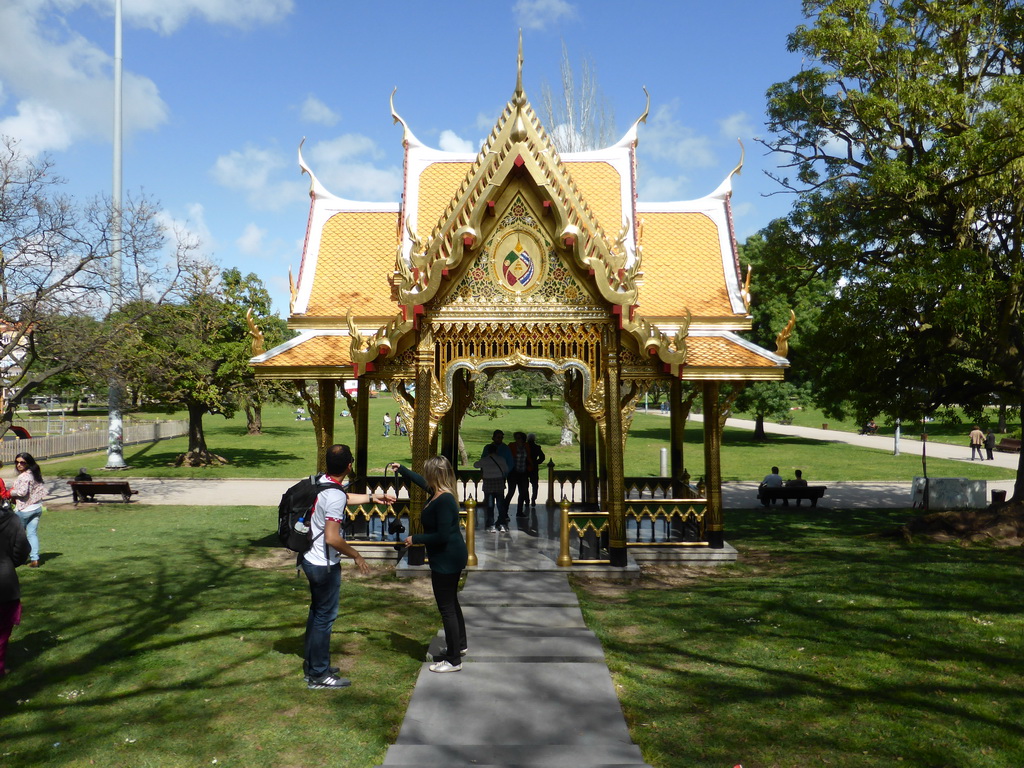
top-left (681, 333), bottom-right (785, 380)
top-left (303, 211), bottom-right (398, 319)
top-left (417, 162), bottom-right (472, 238)
top-left (251, 333), bottom-right (353, 378)
top-left (638, 211), bottom-right (735, 320)
top-left (563, 161), bottom-right (623, 240)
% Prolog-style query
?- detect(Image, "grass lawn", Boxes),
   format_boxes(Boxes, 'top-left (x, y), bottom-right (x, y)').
top-left (0, 504), bottom-right (436, 768)
top-left (38, 403), bottom-right (1017, 484)
top-left (574, 507), bottom-right (1024, 768)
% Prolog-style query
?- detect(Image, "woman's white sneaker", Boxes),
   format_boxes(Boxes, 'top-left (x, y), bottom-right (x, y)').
top-left (428, 660), bottom-right (462, 673)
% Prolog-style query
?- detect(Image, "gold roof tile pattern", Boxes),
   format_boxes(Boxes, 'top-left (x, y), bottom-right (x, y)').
top-left (564, 161), bottom-right (622, 237)
top-left (253, 334), bottom-right (352, 368)
top-left (639, 211), bottom-right (734, 318)
top-left (686, 335), bottom-right (777, 369)
top-left (306, 211), bottom-right (398, 317)
top-left (417, 162), bottom-right (472, 235)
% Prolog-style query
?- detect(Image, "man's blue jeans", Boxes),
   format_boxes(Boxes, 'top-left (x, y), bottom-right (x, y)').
top-left (301, 560), bottom-right (341, 678)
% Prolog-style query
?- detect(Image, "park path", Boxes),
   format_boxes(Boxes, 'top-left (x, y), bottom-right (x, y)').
top-left (376, 571), bottom-right (651, 768)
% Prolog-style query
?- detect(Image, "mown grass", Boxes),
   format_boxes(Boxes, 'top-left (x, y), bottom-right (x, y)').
top-left (1, 504), bottom-right (436, 768)
top-left (39, 403), bottom-right (1016, 484)
top-left (574, 507), bottom-right (1024, 768)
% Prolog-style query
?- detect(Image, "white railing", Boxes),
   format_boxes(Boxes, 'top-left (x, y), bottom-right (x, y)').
top-left (1, 420), bottom-right (188, 463)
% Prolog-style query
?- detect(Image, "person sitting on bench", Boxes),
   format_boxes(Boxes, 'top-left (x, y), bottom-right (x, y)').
top-left (74, 468), bottom-right (95, 502)
top-left (786, 469), bottom-right (808, 488)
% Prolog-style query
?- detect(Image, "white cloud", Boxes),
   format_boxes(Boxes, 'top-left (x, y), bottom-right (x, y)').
top-left (0, 101), bottom-right (76, 156)
top-left (438, 130), bottom-right (475, 154)
top-left (641, 102), bottom-right (716, 169)
top-left (637, 173), bottom-right (691, 202)
top-left (0, 0), bottom-right (291, 156)
top-left (210, 145), bottom-right (307, 211)
top-left (111, 0), bottom-right (293, 35)
top-left (300, 95), bottom-right (339, 127)
top-left (212, 136), bottom-right (402, 206)
top-left (718, 111), bottom-right (755, 141)
top-left (513, 0), bottom-right (576, 30)
top-left (236, 223), bottom-right (267, 255)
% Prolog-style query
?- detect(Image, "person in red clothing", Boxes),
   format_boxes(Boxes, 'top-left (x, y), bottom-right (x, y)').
top-left (0, 460), bottom-right (10, 501)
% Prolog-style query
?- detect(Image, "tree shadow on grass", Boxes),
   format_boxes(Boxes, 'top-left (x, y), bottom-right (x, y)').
top-left (123, 446), bottom-right (303, 470)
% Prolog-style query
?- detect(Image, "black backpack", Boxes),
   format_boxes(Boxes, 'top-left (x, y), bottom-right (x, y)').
top-left (277, 474), bottom-right (336, 553)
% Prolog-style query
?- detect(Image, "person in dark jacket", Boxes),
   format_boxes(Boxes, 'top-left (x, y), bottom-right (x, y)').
top-left (985, 429), bottom-right (996, 461)
top-left (0, 503), bottom-right (31, 676)
top-left (391, 456), bottom-right (468, 673)
top-left (526, 433), bottom-right (545, 507)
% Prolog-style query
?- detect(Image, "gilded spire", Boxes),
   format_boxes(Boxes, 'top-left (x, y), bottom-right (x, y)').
top-left (515, 29), bottom-right (524, 99)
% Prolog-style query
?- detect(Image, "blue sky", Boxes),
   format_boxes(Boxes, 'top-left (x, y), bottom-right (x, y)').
top-left (0, 0), bottom-right (809, 315)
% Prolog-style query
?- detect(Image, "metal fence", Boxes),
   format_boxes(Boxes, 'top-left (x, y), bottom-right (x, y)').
top-left (1, 420), bottom-right (188, 464)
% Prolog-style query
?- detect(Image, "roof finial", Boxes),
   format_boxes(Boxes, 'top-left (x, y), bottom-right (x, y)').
top-left (516, 29), bottom-right (524, 98)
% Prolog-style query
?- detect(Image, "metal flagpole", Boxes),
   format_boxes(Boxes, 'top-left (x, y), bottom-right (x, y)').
top-left (106, 0), bottom-right (127, 469)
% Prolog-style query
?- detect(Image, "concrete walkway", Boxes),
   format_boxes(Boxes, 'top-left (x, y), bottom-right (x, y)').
top-left (377, 571), bottom-right (651, 768)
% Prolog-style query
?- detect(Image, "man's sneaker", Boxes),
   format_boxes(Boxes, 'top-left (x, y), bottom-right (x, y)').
top-left (486, 526), bottom-right (498, 533)
top-left (498, 525), bottom-right (509, 533)
top-left (304, 665), bottom-right (340, 682)
top-left (307, 673), bottom-right (352, 689)
top-left (428, 660), bottom-right (462, 673)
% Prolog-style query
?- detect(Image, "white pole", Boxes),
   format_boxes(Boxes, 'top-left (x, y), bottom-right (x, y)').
top-left (106, 0), bottom-right (126, 469)
top-left (893, 419), bottom-right (901, 456)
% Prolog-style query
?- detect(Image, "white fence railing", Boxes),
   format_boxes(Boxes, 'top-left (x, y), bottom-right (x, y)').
top-left (1, 420), bottom-right (188, 464)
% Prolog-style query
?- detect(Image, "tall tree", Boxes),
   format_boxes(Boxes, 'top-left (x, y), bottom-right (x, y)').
top-left (540, 42), bottom-right (617, 153)
top-left (221, 268), bottom-right (295, 434)
top-left (760, 0), bottom-right (1024, 499)
top-left (0, 136), bottom-right (189, 433)
top-left (130, 263), bottom-right (239, 466)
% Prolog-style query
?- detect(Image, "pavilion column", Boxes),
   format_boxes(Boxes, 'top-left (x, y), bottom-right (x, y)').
top-left (580, 414), bottom-right (599, 505)
top-left (407, 332), bottom-right (434, 566)
top-left (669, 378), bottom-right (685, 496)
top-left (314, 380), bottom-right (336, 474)
top-left (702, 380), bottom-right (724, 548)
top-left (354, 377), bottom-right (370, 484)
top-left (605, 329), bottom-right (627, 567)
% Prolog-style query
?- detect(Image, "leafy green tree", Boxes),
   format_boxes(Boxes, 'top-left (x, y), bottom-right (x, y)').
top-left (130, 263), bottom-right (240, 466)
top-left (221, 268), bottom-right (296, 434)
top-left (504, 370), bottom-right (561, 407)
top-left (760, 0), bottom-right (1024, 498)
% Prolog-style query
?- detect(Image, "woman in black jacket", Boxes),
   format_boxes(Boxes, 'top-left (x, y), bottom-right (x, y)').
top-left (390, 456), bottom-right (468, 673)
top-left (0, 501), bottom-right (31, 676)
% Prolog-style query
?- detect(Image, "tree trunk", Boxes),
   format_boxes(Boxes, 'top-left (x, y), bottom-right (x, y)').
top-left (998, 403), bottom-right (1007, 433)
top-left (1015, 398), bottom-right (1024, 502)
top-left (560, 401), bottom-right (576, 446)
top-left (176, 402), bottom-right (227, 466)
top-left (526, 394), bottom-right (533, 407)
top-left (244, 401), bottom-right (262, 435)
top-left (753, 412), bottom-right (767, 441)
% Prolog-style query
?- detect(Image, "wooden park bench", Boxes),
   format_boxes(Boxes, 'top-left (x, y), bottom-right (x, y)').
top-left (68, 480), bottom-right (139, 504)
top-left (995, 437), bottom-right (1021, 453)
top-left (757, 485), bottom-right (827, 508)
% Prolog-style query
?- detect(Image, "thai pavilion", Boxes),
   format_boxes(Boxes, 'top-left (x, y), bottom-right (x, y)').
top-left (251, 49), bottom-right (788, 568)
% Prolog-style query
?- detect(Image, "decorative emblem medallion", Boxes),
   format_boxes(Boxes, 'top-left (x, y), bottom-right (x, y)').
top-left (492, 228), bottom-right (545, 294)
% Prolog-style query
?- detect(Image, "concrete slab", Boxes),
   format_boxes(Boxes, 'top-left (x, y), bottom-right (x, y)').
top-left (380, 743), bottom-right (647, 767)
top-left (394, 662), bottom-right (637, 746)
top-left (461, 605), bottom-right (588, 630)
top-left (425, 628), bottom-right (606, 663)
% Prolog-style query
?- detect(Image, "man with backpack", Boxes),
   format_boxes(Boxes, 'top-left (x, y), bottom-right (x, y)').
top-left (300, 444), bottom-right (394, 689)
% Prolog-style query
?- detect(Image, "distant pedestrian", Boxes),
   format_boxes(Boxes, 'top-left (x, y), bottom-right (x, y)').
top-left (526, 433), bottom-right (545, 507)
top-left (0, 499), bottom-right (30, 677)
top-left (383, 412), bottom-right (391, 437)
top-left (10, 453), bottom-right (45, 568)
top-left (395, 413), bottom-right (407, 436)
top-left (480, 430), bottom-right (513, 530)
top-left (786, 469), bottom-right (808, 487)
top-left (969, 425), bottom-right (985, 460)
top-left (474, 444), bottom-right (508, 533)
top-left (505, 432), bottom-right (531, 519)
top-left (984, 429), bottom-right (996, 461)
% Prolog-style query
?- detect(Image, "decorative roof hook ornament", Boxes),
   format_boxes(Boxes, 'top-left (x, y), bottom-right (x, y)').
top-left (775, 310), bottom-right (796, 358)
